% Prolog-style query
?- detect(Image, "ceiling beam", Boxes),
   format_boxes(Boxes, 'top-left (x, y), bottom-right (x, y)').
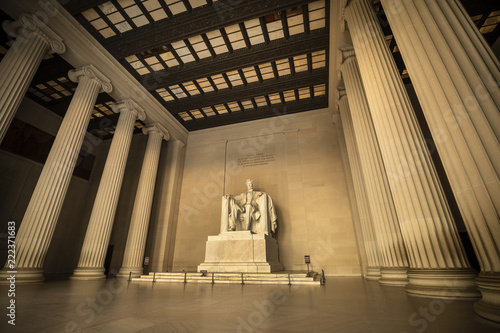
top-left (133, 29), bottom-right (328, 90)
top-left (60, 0), bottom-right (112, 15)
top-left (162, 69), bottom-right (328, 114)
top-left (182, 95), bottom-right (328, 131)
top-left (99, 0), bottom-right (313, 58)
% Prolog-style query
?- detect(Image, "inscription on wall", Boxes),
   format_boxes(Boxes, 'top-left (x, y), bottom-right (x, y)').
top-left (237, 153), bottom-right (275, 167)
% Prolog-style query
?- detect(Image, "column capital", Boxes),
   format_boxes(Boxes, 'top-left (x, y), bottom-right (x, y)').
top-left (143, 123), bottom-right (170, 141)
top-left (2, 13), bottom-right (66, 55)
top-left (336, 87), bottom-right (347, 114)
top-left (337, 87), bottom-right (347, 101)
top-left (68, 65), bottom-right (112, 93)
top-left (337, 47), bottom-right (355, 82)
top-left (340, 0), bottom-right (349, 32)
top-left (112, 99), bottom-right (146, 121)
top-left (338, 47), bottom-right (356, 66)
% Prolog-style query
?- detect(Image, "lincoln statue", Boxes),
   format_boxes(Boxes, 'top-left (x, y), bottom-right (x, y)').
top-left (220, 179), bottom-right (277, 235)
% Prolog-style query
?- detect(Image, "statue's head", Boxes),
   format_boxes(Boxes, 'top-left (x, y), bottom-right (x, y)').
top-left (246, 179), bottom-right (254, 190)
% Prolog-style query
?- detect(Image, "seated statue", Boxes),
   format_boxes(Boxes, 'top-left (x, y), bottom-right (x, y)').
top-left (221, 179), bottom-right (277, 235)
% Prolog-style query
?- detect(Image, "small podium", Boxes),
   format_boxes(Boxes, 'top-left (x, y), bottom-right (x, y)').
top-left (197, 231), bottom-right (283, 273)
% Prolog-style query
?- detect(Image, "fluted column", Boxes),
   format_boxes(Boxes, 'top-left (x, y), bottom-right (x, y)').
top-left (335, 92), bottom-right (381, 280)
top-left (72, 100), bottom-right (146, 280)
top-left (0, 13), bottom-right (66, 143)
top-left (118, 124), bottom-right (170, 278)
top-left (381, 0), bottom-right (500, 320)
top-left (343, 0), bottom-right (478, 298)
top-left (0, 65), bottom-right (111, 283)
top-left (338, 82), bottom-right (408, 285)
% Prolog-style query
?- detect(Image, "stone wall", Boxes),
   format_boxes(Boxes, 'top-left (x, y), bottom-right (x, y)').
top-left (172, 108), bottom-right (362, 275)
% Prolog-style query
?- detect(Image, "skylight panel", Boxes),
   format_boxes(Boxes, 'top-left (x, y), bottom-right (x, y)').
top-left (123, 3), bottom-right (142, 17)
top-left (159, 51), bottom-right (179, 67)
top-left (126, 55), bottom-right (150, 75)
top-left (309, 0), bottom-right (326, 30)
top-left (267, 20), bottom-right (284, 41)
top-left (254, 96), bottom-right (268, 107)
top-left (314, 83), bottom-right (326, 96)
top-left (283, 90), bottom-right (296, 102)
top-left (171, 40), bottom-right (196, 63)
top-left (311, 50), bottom-right (326, 69)
top-left (179, 111), bottom-right (193, 121)
top-left (227, 102), bottom-right (241, 112)
top-left (242, 67), bottom-right (259, 83)
top-left (165, 0), bottom-right (188, 15)
top-left (276, 59), bottom-right (291, 76)
top-left (211, 74), bottom-right (229, 90)
top-left (287, 7), bottom-right (304, 36)
top-left (144, 55), bottom-right (164, 71)
top-left (244, 19), bottom-right (265, 45)
top-left (240, 100), bottom-right (254, 110)
top-left (189, 36), bottom-right (211, 59)
top-left (225, 24), bottom-right (246, 50)
top-left (169, 84), bottom-right (188, 98)
top-left (293, 54), bottom-right (308, 73)
top-left (197, 78), bottom-right (215, 93)
top-left (226, 70), bottom-right (243, 86)
top-left (156, 88), bottom-right (175, 102)
top-left (214, 104), bottom-right (229, 114)
top-left (191, 109), bottom-right (205, 119)
top-left (268, 93), bottom-right (281, 104)
top-left (258, 63), bottom-right (275, 80)
top-left (143, 0), bottom-right (162, 12)
top-left (206, 30), bottom-right (229, 55)
top-left (183, 82), bottom-right (201, 96)
top-left (298, 87), bottom-right (310, 99)
top-left (202, 107), bottom-right (216, 117)
top-left (189, 0), bottom-right (207, 9)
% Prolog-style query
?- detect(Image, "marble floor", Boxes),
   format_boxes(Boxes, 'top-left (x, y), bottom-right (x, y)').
top-left (1, 277), bottom-right (499, 333)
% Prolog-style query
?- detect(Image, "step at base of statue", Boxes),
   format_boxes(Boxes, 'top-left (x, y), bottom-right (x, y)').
top-left (132, 271), bottom-right (321, 285)
top-left (197, 230), bottom-right (283, 273)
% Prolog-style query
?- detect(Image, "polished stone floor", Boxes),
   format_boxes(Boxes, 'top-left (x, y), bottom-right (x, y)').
top-left (1, 277), bottom-right (499, 332)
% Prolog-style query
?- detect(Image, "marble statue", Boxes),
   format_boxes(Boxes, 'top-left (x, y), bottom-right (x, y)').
top-left (221, 179), bottom-right (277, 235)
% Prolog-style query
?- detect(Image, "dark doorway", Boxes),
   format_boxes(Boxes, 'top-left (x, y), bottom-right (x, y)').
top-left (104, 244), bottom-right (114, 277)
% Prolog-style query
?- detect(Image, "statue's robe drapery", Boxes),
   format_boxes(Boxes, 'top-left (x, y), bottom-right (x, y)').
top-left (221, 190), bottom-right (277, 235)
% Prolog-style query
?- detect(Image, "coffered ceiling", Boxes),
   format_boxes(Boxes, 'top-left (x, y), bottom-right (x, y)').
top-left (0, 0), bottom-right (498, 138)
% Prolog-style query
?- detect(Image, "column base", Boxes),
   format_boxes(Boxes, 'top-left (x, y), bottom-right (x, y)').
top-left (70, 267), bottom-right (106, 280)
top-left (117, 267), bottom-right (143, 279)
top-left (474, 272), bottom-right (500, 323)
top-left (0, 267), bottom-right (45, 284)
top-left (379, 267), bottom-right (408, 286)
top-left (365, 266), bottom-right (381, 280)
top-left (405, 268), bottom-right (480, 299)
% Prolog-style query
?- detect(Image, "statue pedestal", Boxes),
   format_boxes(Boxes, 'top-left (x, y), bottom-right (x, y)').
top-left (197, 231), bottom-right (283, 273)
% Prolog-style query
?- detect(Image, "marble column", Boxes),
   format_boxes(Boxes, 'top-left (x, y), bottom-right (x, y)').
top-left (0, 65), bottom-right (111, 283)
top-left (118, 124), bottom-right (170, 278)
top-left (343, 0), bottom-right (478, 298)
top-left (338, 65), bottom-right (409, 286)
top-left (0, 13), bottom-right (65, 143)
top-left (381, 0), bottom-right (500, 320)
top-left (149, 139), bottom-right (186, 273)
top-left (72, 100), bottom-right (145, 280)
top-left (336, 92), bottom-right (381, 280)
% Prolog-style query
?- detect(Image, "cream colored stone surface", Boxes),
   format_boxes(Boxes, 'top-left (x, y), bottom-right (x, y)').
top-left (173, 109), bottom-right (362, 275)
top-left (198, 231), bottom-right (282, 273)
